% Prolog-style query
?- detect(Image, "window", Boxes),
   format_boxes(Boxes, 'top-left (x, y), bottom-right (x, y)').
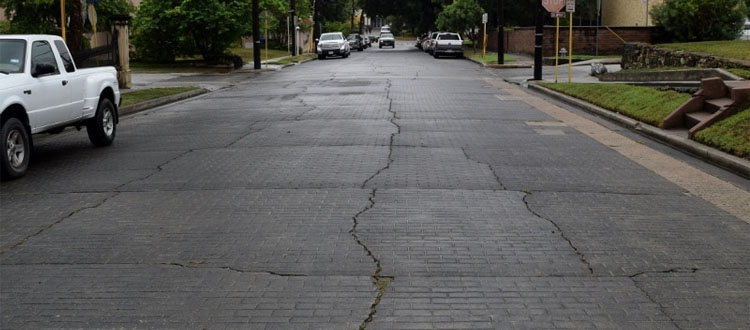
top-left (54, 40), bottom-right (76, 73)
top-left (438, 34), bottom-right (460, 40)
top-left (0, 39), bottom-right (26, 74)
top-left (30, 41), bottom-right (59, 76)
top-left (321, 34), bottom-right (343, 41)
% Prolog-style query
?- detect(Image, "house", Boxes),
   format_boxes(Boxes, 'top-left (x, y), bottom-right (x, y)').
top-left (602, 0), bottom-right (664, 26)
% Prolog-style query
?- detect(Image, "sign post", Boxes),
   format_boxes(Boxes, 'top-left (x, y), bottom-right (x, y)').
top-left (543, 0), bottom-right (566, 83)
top-left (567, 0), bottom-right (575, 83)
top-left (482, 13), bottom-right (488, 57)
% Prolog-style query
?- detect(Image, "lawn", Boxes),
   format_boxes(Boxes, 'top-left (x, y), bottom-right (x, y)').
top-left (132, 48), bottom-right (292, 73)
top-left (694, 109), bottom-right (750, 159)
top-left (266, 54), bottom-right (317, 66)
top-left (727, 68), bottom-right (750, 80)
top-left (537, 83), bottom-right (691, 126)
top-left (121, 87), bottom-right (199, 107)
top-left (464, 49), bottom-right (516, 64)
top-left (230, 47), bottom-right (291, 63)
top-left (656, 40), bottom-right (750, 61)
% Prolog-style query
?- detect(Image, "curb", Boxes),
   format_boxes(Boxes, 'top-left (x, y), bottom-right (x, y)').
top-left (528, 83), bottom-right (750, 179)
top-left (120, 88), bottom-right (209, 116)
top-left (280, 56), bottom-right (317, 69)
top-left (465, 56), bottom-right (532, 69)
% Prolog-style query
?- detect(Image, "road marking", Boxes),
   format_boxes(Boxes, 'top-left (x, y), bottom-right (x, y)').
top-left (492, 80), bottom-right (750, 224)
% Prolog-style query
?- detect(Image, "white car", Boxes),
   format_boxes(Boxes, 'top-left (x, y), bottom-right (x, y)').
top-left (379, 33), bottom-right (395, 48)
top-left (432, 32), bottom-right (464, 58)
top-left (1, 34), bottom-right (121, 180)
top-left (316, 32), bottom-right (351, 59)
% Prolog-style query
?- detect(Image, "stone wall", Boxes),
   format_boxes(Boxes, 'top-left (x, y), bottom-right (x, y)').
top-left (488, 26), bottom-right (656, 56)
top-left (621, 43), bottom-right (750, 70)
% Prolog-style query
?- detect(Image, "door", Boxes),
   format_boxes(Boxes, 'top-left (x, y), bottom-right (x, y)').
top-left (25, 40), bottom-right (71, 130)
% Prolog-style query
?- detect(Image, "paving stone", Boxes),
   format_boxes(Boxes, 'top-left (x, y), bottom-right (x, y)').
top-left (0, 264), bottom-right (374, 330)
top-left (357, 189), bottom-right (588, 277)
top-left (369, 276), bottom-right (676, 330)
top-left (526, 192), bottom-right (750, 276)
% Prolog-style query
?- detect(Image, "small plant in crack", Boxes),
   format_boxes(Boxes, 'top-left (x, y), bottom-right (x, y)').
top-left (360, 277), bottom-right (392, 330)
top-left (522, 189), bottom-right (532, 195)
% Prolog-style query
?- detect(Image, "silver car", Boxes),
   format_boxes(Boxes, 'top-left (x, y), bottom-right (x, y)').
top-left (316, 32), bottom-right (351, 59)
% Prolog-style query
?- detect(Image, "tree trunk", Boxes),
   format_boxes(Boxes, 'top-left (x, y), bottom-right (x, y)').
top-left (68, 0), bottom-right (84, 52)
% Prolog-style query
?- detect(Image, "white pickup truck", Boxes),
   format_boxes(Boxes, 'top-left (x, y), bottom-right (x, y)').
top-left (1, 34), bottom-right (121, 180)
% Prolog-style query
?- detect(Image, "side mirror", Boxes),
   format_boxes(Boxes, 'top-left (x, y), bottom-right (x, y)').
top-left (32, 63), bottom-right (56, 77)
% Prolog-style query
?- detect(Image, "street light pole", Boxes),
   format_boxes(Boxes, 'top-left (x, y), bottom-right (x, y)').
top-left (253, 0), bottom-right (261, 70)
top-left (497, 0), bottom-right (504, 65)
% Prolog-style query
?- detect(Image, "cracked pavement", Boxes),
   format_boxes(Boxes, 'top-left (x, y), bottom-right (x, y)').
top-left (2, 44), bottom-right (750, 329)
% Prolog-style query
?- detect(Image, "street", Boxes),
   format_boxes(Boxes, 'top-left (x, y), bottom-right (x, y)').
top-left (2, 43), bottom-right (749, 329)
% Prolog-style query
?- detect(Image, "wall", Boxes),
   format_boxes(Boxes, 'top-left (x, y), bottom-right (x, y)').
top-left (602, 0), bottom-right (663, 26)
top-left (621, 43), bottom-right (750, 70)
top-left (491, 26), bottom-right (655, 56)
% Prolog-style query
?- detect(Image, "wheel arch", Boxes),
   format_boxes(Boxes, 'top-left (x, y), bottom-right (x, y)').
top-left (99, 87), bottom-right (118, 123)
top-left (2, 104), bottom-right (30, 130)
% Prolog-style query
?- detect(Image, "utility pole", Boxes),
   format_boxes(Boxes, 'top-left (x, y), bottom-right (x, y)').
top-left (351, 0), bottom-right (355, 32)
top-left (497, 0), bottom-right (504, 64)
top-left (533, 0), bottom-right (543, 80)
top-left (290, 0), bottom-right (296, 55)
top-left (253, 0), bottom-right (261, 70)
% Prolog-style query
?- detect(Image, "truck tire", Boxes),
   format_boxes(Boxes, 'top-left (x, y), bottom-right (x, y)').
top-left (1, 117), bottom-right (30, 180)
top-left (87, 97), bottom-right (116, 147)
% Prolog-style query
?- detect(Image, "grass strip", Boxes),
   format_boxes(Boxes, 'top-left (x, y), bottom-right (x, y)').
top-left (727, 68), bottom-right (750, 80)
top-left (230, 47), bottom-right (290, 63)
top-left (266, 54), bottom-right (317, 65)
top-left (464, 49), bottom-right (515, 64)
top-left (121, 87), bottom-right (198, 107)
top-left (656, 41), bottom-right (750, 61)
top-left (694, 109), bottom-right (750, 159)
top-left (538, 83), bottom-right (690, 126)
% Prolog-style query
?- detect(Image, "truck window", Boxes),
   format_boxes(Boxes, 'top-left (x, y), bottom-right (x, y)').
top-left (31, 41), bottom-right (60, 76)
top-left (54, 40), bottom-right (76, 73)
top-left (0, 39), bottom-right (26, 74)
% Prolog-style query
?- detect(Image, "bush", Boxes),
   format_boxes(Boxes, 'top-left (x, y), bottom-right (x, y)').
top-left (0, 20), bottom-right (10, 34)
top-left (651, 0), bottom-right (747, 41)
top-left (322, 21), bottom-right (351, 36)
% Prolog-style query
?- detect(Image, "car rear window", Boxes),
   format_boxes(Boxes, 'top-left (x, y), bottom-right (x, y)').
top-left (438, 34), bottom-right (460, 40)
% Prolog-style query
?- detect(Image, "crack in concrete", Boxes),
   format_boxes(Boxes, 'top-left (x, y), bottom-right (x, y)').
top-left (629, 268), bottom-right (699, 278)
top-left (461, 147), bottom-right (506, 190)
top-left (631, 278), bottom-right (685, 330)
top-left (362, 80), bottom-right (399, 189)
top-left (522, 193), bottom-right (595, 277)
top-left (165, 263), bottom-right (308, 276)
top-left (0, 192), bottom-right (119, 255)
top-left (350, 189), bottom-right (391, 330)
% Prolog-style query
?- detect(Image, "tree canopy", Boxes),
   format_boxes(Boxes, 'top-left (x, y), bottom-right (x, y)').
top-left (651, 0), bottom-right (748, 41)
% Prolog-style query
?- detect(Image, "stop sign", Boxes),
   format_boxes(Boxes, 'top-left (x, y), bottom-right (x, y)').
top-left (542, 0), bottom-right (566, 12)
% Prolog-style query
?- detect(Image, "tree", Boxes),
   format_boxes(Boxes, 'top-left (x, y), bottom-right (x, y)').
top-left (436, 0), bottom-right (482, 46)
top-left (0, 0), bottom-right (133, 49)
top-left (651, 0), bottom-right (748, 41)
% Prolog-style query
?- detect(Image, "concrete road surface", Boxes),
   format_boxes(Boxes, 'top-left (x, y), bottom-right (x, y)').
top-left (2, 43), bottom-right (749, 330)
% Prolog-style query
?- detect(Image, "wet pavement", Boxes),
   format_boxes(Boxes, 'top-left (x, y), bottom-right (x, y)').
top-left (1, 43), bottom-right (749, 329)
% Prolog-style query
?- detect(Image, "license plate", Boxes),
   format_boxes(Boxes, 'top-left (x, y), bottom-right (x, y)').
top-left (328, 51), bottom-right (333, 55)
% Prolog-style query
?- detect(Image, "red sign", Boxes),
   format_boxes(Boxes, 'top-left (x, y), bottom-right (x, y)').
top-left (542, 0), bottom-right (566, 13)
top-left (551, 12), bottom-right (566, 18)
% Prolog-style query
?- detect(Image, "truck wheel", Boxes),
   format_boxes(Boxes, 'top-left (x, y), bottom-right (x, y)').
top-left (1, 118), bottom-right (30, 180)
top-left (318, 54), bottom-right (325, 60)
top-left (87, 97), bottom-right (116, 147)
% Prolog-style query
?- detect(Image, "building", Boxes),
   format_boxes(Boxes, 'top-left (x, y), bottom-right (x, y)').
top-left (602, 0), bottom-right (664, 26)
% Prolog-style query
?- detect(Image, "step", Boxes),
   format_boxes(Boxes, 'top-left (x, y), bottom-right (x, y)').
top-left (704, 98), bottom-right (733, 113)
top-left (685, 111), bottom-right (713, 128)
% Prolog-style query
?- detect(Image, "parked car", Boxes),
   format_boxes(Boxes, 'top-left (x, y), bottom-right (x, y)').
top-left (381, 25), bottom-right (391, 34)
top-left (0, 34), bottom-right (121, 180)
top-left (415, 34), bottom-right (427, 50)
top-left (424, 32), bottom-right (440, 54)
top-left (363, 36), bottom-right (371, 49)
top-left (347, 34), bottom-right (365, 52)
top-left (316, 32), bottom-right (351, 59)
top-left (379, 33), bottom-right (395, 48)
top-left (433, 32), bottom-right (464, 58)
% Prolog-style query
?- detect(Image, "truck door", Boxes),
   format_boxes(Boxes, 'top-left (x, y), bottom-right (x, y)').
top-left (25, 40), bottom-right (71, 129)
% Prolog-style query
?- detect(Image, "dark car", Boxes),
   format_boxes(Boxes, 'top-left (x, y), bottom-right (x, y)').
top-left (347, 34), bottom-right (365, 52)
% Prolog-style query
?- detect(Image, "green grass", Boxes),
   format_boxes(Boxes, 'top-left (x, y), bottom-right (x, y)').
top-left (694, 109), bottom-right (750, 159)
top-left (657, 41), bottom-right (750, 61)
top-left (131, 61), bottom-right (232, 73)
top-left (727, 68), bottom-right (750, 80)
top-left (266, 54), bottom-right (317, 65)
top-left (538, 83), bottom-right (691, 126)
top-left (121, 87), bottom-right (198, 107)
top-left (464, 49), bottom-right (515, 64)
top-left (230, 47), bottom-right (290, 63)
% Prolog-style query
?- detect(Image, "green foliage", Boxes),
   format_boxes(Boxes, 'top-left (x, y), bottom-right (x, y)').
top-left (538, 83), bottom-right (691, 127)
top-left (651, 0), bottom-right (747, 41)
top-left (0, 0), bottom-right (132, 34)
top-left (133, 0), bottom-right (253, 62)
top-left (0, 20), bottom-right (10, 34)
top-left (435, 0), bottom-right (482, 36)
top-left (694, 109), bottom-right (750, 158)
top-left (322, 21), bottom-right (351, 35)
